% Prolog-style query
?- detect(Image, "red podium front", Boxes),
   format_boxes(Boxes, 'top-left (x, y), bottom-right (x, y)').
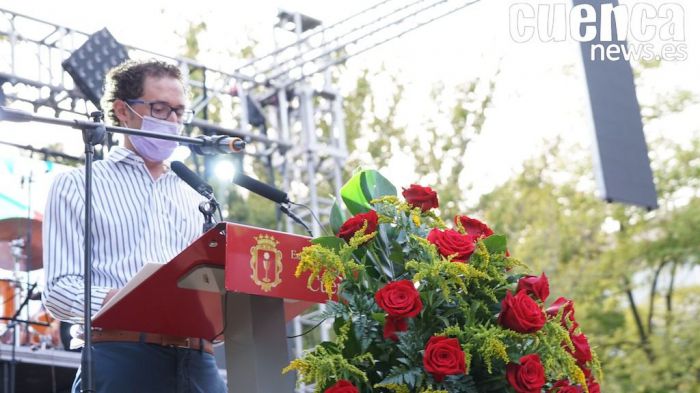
top-left (93, 222), bottom-right (331, 392)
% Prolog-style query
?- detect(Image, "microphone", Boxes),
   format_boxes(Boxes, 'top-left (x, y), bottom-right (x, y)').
top-left (186, 135), bottom-right (246, 155)
top-left (232, 173), bottom-right (289, 204)
top-left (232, 173), bottom-right (313, 236)
top-left (171, 161), bottom-right (215, 200)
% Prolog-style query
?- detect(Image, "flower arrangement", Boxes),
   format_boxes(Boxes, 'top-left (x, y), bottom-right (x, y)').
top-left (285, 170), bottom-right (602, 393)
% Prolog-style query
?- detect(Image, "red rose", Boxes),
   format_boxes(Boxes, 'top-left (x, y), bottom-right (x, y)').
top-left (587, 378), bottom-right (601, 393)
top-left (422, 336), bottom-right (467, 382)
top-left (324, 380), bottom-right (359, 393)
top-left (427, 228), bottom-right (476, 262)
top-left (581, 367), bottom-right (592, 380)
top-left (506, 354), bottom-right (546, 393)
top-left (546, 297), bottom-right (577, 332)
top-left (567, 333), bottom-right (592, 364)
top-left (586, 377), bottom-right (601, 393)
top-left (454, 215), bottom-right (494, 238)
top-left (516, 273), bottom-right (550, 302)
top-left (337, 210), bottom-right (378, 243)
top-left (548, 379), bottom-right (583, 393)
top-left (580, 368), bottom-right (600, 392)
top-left (498, 290), bottom-right (546, 333)
top-left (374, 280), bottom-right (423, 318)
top-left (402, 184), bottom-right (439, 211)
top-left (383, 315), bottom-right (408, 341)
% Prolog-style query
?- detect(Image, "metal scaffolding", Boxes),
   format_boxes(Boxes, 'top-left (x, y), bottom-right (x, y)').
top-left (0, 1), bottom-right (481, 391)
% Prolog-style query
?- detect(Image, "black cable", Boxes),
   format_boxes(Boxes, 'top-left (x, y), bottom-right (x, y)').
top-left (290, 201), bottom-right (331, 236)
top-left (279, 204), bottom-right (313, 237)
top-left (216, 201), bottom-right (224, 223)
top-left (286, 318), bottom-right (327, 339)
top-left (210, 294), bottom-right (228, 344)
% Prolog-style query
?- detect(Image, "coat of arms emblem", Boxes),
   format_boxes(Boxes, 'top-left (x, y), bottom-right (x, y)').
top-left (249, 234), bottom-right (283, 292)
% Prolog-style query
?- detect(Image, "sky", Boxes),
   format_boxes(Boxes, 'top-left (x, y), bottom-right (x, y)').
top-left (1, 0), bottom-right (699, 203)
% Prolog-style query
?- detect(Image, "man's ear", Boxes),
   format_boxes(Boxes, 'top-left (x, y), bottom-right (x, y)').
top-left (113, 99), bottom-right (129, 125)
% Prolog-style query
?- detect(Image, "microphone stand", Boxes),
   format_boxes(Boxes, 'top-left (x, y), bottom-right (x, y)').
top-left (0, 106), bottom-right (244, 150)
top-left (198, 200), bottom-right (219, 233)
top-left (3, 282), bottom-right (50, 393)
top-left (279, 204), bottom-right (313, 237)
top-left (80, 111), bottom-right (105, 393)
top-left (0, 105), bottom-right (244, 393)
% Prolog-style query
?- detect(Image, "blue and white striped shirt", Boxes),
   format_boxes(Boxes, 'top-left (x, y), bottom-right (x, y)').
top-left (42, 147), bottom-right (205, 323)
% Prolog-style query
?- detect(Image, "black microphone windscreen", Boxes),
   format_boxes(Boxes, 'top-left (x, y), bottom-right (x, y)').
top-left (233, 173), bottom-right (289, 204)
top-left (171, 161), bottom-right (213, 197)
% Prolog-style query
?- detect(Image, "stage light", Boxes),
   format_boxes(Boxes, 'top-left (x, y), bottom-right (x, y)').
top-left (213, 159), bottom-right (236, 183)
top-left (62, 28), bottom-right (129, 109)
top-left (276, 10), bottom-right (322, 33)
top-left (170, 145), bottom-right (191, 162)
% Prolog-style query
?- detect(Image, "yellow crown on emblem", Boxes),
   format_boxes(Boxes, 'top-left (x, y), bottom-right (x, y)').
top-left (254, 234), bottom-right (279, 248)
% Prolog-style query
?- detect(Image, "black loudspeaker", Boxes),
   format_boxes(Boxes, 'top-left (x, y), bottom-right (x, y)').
top-left (62, 28), bottom-right (129, 109)
top-left (575, 0), bottom-right (658, 209)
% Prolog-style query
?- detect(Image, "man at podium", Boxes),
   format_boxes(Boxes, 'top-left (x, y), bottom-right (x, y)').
top-left (42, 59), bottom-right (226, 393)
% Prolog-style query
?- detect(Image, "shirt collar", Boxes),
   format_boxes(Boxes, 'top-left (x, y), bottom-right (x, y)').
top-left (106, 146), bottom-right (139, 164)
top-left (106, 146), bottom-right (174, 176)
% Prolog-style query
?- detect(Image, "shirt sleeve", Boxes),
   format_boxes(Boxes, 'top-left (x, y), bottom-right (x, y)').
top-left (42, 171), bottom-right (112, 323)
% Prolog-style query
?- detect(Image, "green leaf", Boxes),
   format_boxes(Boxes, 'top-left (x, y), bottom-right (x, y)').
top-left (311, 236), bottom-right (346, 251)
top-left (354, 313), bottom-right (374, 352)
top-left (319, 341), bottom-right (341, 354)
top-left (378, 366), bottom-right (423, 387)
top-left (361, 170), bottom-right (397, 201)
top-left (330, 199), bottom-right (347, 235)
top-left (482, 235), bottom-right (507, 254)
top-left (444, 374), bottom-right (481, 393)
top-left (341, 170), bottom-right (372, 215)
top-left (365, 247), bottom-right (395, 281)
top-left (472, 369), bottom-right (510, 392)
top-left (341, 169), bottom-right (397, 215)
top-left (342, 320), bottom-right (362, 358)
top-left (332, 316), bottom-right (347, 335)
top-left (388, 242), bottom-right (406, 275)
top-left (371, 313), bottom-right (386, 323)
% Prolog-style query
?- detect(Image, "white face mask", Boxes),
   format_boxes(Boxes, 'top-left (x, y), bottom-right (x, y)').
top-left (125, 104), bottom-right (181, 162)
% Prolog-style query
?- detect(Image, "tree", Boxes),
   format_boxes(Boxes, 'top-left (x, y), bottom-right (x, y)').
top-left (475, 133), bottom-right (700, 393)
top-left (177, 22), bottom-right (280, 229)
top-left (341, 66), bottom-right (499, 219)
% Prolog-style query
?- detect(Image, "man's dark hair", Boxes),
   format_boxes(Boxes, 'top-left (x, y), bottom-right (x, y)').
top-left (103, 59), bottom-right (183, 124)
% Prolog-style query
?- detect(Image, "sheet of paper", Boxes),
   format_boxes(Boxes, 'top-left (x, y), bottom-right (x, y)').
top-left (92, 262), bottom-right (163, 320)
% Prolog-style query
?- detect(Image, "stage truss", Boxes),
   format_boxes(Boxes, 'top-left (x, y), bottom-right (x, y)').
top-left (0, 2), bottom-right (480, 391)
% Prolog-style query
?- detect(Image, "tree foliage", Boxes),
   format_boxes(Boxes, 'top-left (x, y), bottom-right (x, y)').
top-left (341, 67), bottom-right (499, 220)
top-left (176, 23), bottom-right (700, 392)
top-left (475, 133), bottom-right (700, 393)
top-left (341, 56), bottom-right (699, 393)
top-left (179, 22), bottom-right (279, 229)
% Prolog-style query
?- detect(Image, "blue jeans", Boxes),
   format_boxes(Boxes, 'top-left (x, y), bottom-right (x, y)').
top-left (72, 342), bottom-right (226, 393)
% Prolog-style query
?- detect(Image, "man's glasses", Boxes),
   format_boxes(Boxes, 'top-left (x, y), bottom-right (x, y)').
top-left (125, 99), bottom-right (194, 124)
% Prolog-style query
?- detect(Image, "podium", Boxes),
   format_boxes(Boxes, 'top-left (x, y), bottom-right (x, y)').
top-left (93, 222), bottom-right (331, 392)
